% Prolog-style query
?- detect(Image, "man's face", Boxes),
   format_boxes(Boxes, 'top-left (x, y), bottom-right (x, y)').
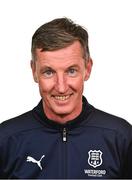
top-left (31, 41), bottom-right (92, 123)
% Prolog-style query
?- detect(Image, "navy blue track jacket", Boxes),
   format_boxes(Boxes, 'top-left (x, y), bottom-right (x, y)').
top-left (0, 96), bottom-right (132, 179)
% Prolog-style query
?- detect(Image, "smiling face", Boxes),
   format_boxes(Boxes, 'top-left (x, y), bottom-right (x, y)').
top-left (31, 41), bottom-right (92, 123)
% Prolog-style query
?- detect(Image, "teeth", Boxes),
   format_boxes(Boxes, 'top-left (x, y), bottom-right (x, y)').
top-left (54, 95), bottom-right (70, 101)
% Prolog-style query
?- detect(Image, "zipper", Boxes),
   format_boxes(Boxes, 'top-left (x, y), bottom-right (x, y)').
top-left (62, 127), bottom-right (67, 142)
top-left (62, 127), bottom-right (67, 178)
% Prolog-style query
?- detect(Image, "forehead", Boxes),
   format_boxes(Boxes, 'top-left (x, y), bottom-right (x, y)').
top-left (35, 41), bottom-right (84, 67)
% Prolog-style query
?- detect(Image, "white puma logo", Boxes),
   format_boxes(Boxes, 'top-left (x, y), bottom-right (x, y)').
top-left (26, 155), bottom-right (45, 170)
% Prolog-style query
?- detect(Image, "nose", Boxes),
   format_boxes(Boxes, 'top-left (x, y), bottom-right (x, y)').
top-left (55, 73), bottom-right (68, 93)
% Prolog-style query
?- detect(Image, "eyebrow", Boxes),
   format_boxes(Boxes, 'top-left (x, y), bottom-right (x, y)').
top-left (67, 64), bottom-right (79, 68)
top-left (66, 65), bottom-right (80, 70)
top-left (40, 66), bottom-right (53, 72)
top-left (40, 64), bottom-right (80, 72)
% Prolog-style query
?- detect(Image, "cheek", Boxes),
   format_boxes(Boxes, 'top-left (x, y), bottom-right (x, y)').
top-left (69, 76), bottom-right (84, 91)
top-left (38, 78), bottom-right (55, 93)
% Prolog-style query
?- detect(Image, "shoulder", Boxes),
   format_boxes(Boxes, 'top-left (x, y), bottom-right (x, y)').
top-left (88, 105), bottom-right (132, 137)
top-left (0, 110), bottom-right (42, 140)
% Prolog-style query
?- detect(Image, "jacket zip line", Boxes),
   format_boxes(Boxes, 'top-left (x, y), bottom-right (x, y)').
top-left (62, 127), bottom-right (67, 178)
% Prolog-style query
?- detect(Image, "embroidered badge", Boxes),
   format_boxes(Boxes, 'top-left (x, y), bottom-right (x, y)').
top-left (88, 150), bottom-right (103, 168)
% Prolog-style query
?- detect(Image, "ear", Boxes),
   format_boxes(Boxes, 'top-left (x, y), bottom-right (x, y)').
top-left (84, 58), bottom-right (93, 81)
top-left (30, 60), bottom-right (38, 83)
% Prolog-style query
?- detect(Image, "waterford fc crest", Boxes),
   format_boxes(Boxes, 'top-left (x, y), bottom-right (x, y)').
top-left (88, 150), bottom-right (103, 168)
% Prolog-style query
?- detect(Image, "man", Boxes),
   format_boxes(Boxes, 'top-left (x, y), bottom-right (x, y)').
top-left (0, 17), bottom-right (132, 179)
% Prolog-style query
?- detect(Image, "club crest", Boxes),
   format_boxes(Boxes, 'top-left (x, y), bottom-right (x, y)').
top-left (88, 150), bottom-right (103, 168)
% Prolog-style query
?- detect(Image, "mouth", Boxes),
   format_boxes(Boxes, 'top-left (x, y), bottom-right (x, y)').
top-left (52, 94), bottom-right (72, 101)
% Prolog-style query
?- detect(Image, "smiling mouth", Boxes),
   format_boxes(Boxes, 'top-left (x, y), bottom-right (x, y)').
top-left (52, 94), bottom-right (72, 101)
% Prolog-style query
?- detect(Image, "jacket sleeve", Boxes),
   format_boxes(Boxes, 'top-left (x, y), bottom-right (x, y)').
top-left (122, 126), bottom-right (132, 178)
top-left (0, 140), bottom-right (6, 178)
top-left (0, 126), bottom-right (12, 179)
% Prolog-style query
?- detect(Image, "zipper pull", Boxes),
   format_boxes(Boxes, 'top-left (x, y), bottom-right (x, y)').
top-left (63, 127), bottom-right (67, 142)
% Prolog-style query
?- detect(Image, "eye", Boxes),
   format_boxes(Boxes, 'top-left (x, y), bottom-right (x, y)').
top-left (67, 68), bottom-right (77, 77)
top-left (43, 69), bottom-right (54, 78)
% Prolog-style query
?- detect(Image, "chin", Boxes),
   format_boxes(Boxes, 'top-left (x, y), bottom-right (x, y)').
top-left (53, 107), bottom-right (74, 116)
top-left (54, 109), bottom-right (72, 116)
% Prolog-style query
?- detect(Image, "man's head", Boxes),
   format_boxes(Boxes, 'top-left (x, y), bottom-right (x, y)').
top-left (31, 18), bottom-right (92, 123)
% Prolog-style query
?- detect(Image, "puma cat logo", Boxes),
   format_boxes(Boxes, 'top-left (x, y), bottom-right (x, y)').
top-left (26, 155), bottom-right (45, 170)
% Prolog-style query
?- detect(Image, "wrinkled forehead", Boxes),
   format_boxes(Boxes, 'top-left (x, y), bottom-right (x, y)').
top-left (35, 41), bottom-right (84, 60)
top-left (33, 40), bottom-right (86, 60)
top-left (33, 42), bottom-right (87, 71)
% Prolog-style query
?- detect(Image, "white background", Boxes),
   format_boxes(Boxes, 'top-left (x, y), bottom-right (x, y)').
top-left (0, 0), bottom-right (132, 124)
